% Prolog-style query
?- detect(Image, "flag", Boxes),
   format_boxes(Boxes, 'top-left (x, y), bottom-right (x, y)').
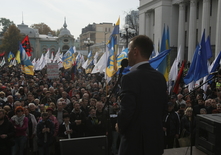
top-left (183, 30), bottom-right (208, 84)
top-left (8, 51), bottom-right (14, 62)
top-left (19, 44), bottom-right (34, 75)
top-left (111, 17), bottom-right (120, 35)
top-left (106, 35), bottom-right (118, 77)
top-left (53, 48), bottom-right (61, 63)
top-left (207, 51), bottom-right (221, 81)
top-left (0, 57), bottom-right (5, 67)
top-left (169, 46), bottom-right (181, 82)
top-left (205, 36), bottom-right (212, 59)
top-left (149, 49), bottom-right (171, 69)
top-left (21, 35), bottom-right (32, 57)
top-left (85, 59), bottom-right (94, 74)
top-left (92, 52), bottom-right (109, 74)
top-left (0, 52), bottom-right (5, 57)
top-left (82, 51), bottom-right (92, 69)
top-left (15, 51), bottom-right (21, 64)
top-left (173, 61), bottom-right (186, 94)
top-left (158, 25), bottom-right (170, 81)
top-left (116, 48), bottom-right (128, 69)
top-left (62, 47), bottom-right (75, 69)
top-left (93, 52), bottom-right (99, 65)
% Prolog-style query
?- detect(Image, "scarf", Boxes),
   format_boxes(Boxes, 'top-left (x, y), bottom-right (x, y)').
top-left (11, 114), bottom-right (25, 127)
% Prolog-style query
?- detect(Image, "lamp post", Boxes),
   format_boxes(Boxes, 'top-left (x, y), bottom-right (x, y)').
top-left (104, 32), bottom-right (108, 52)
top-left (84, 38), bottom-right (94, 54)
top-left (120, 24), bottom-right (137, 48)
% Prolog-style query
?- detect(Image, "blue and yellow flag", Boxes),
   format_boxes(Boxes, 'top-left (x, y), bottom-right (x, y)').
top-left (111, 17), bottom-right (120, 35)
top-left (8, 51), bottom-right (14, 62)
top-left (15, 50), bottom-right (21, 64)
top-left (116, 48), bottom-right (128, 69)
top-left (19, 44), bottom-right (34, 75)
top-left (158, 25), bottom-right (170, 81)
top-left (106, 36), bottom-right (118, 77)
top-left (62, 47), bottom-right (75, 69)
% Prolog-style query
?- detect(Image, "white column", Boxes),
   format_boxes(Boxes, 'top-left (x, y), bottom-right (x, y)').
top-left (201, 0), bottom-right (210, 36)
top-left (145, 12), bottom-right (151, 37)
top-left (215, 0), bottom-right (221, 56)
top-left (188, 0), bottom-right (197, 61)
top-left (139, 12), bottom-right (146, 35)
top-left (177, 2), bottom-right (185, 62)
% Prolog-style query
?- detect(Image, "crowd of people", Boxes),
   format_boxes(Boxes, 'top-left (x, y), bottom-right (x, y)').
top-left (0, 56), bottom-right (221, 155)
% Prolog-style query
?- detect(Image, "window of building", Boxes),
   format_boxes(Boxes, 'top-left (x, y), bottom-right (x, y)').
top-left (185, 5), bottom-right (188, 22)
top-left (197, 2), bottom-right (199, 19)
top-left (153, 11), bottom-right (155, 26)
top-left (105, 28), bottom-right (107, 32)
top-left (185, 31), bottom-right (187, 47)
top-left (62, 45), bottom-right (69, 51)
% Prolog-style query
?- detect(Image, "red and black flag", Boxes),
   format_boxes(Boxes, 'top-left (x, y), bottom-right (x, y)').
top-left (21, 35), bottom-right (32, 57)
top-left (0, 52), bottom-right (6, 57)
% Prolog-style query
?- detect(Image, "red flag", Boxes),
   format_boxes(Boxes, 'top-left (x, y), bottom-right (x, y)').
top-left (173, 61), bottom-right (186, 94)
top-left (21, 35), bottom-right (32, 57)
top-left (0, 52), bottom-right (5, 57)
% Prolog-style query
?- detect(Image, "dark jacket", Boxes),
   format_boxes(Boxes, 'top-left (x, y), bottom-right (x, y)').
top-left (70, 110), bottom-right (86, 137)
top-left (163, 110), bottom-right (180, 136)
top-left (0, 117), bottom-right (15, 148)
top-left (37, 119), bottom-right (54, 147)
top-left (58, 122), bottom-right (76, 138)
top-left (118, 63), bottom-right (168, 155)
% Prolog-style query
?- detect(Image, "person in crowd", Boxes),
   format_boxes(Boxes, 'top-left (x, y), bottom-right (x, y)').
top-left (175, 94), bottom-right (186, 111)
top-left (37, 112), bottom-right (54, 155)
top-left (85, 107), bottom-right (103, 136)
top-left (70, 102), bottom-right (86, 137)
top-left (24, 93), bottom-right (36, 106)
top-left (29, 103), bottom-right (41, 122)
top-left (54, 101), bottom-right (68, 125)
top-left (117, 35), bottom-right (168, 155)
top-left (212, 103), bottom-right (221, 113)
top-left (163, 102), bottom-right (180, 149)
top-left (0, 109), bottom-right (15, 155)
top-left (176, 103), bottom-right (186, 120)
top-left (59, 113), bottom-right (76, 139)
top-left (180, 107), bottom-right (196, 146)
top-left (11, 106), bottom-right (28, 155)
top-left (193, 98), bottom-right (207, 115)
top-left (24, 107), bottom-right (38, 154)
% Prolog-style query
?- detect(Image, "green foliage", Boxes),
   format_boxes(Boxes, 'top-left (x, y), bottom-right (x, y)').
top-left (0, 25), bottom-right (22, 54)
top-left (30, 23), bottom-right (59, 36)
top-left (0, 18), bottom-right (14, 36)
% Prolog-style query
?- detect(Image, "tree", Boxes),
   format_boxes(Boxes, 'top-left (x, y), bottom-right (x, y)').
top-left (30, 23), bottom-right (58, 36)
top-left (125, 10), bottom-right (139, 34)
top-left (0, 18), bottom-right (14, 36)
top-left (0, 25), bottom-right (22, 54)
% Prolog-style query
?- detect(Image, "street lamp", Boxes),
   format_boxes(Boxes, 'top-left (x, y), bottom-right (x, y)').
top-left (84, 38), bottom-right (94, 54)
top-left (120, 24), bottom-right (137, 48)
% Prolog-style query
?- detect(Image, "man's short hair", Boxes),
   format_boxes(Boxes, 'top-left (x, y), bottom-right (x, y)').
top-left (130, 35), bottom-right (153, 59)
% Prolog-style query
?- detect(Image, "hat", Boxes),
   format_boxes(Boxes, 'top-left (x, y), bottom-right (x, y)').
top-left (63, 113), bottom-right (70, 119)
top-left (46, 107), bottom-right (54, 112)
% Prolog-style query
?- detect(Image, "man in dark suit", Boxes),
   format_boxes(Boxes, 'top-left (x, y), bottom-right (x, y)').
top-left (117, 35), bottom-right (168, 155)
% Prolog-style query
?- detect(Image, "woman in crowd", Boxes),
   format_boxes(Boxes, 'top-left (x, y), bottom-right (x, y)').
top-left (11, 106), bottom-right (28, 155)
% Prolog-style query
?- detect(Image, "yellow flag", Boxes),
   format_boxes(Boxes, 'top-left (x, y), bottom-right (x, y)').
top-left (15, 51), bottom-right (21, 64)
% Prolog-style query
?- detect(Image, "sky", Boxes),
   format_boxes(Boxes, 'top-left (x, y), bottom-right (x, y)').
top-left (1, 0), bottom-right (139, 38)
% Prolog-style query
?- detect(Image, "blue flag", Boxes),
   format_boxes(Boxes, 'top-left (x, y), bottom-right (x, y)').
top-left (149, 49), bottom-right (171, 69)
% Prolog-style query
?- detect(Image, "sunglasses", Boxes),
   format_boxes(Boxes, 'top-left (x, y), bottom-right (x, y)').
top-left (16, 110), bottom-right (23, 113)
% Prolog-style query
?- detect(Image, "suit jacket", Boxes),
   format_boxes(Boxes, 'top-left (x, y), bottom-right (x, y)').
top-left (118, 63), bottom-right (167, 155)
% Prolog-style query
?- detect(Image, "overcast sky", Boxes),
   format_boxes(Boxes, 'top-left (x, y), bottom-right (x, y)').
top-left (1, 0), bottom-right (139, 38)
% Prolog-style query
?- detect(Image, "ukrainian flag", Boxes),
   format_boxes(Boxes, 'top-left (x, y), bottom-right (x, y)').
top-left (62, 47), bottom-right (75, 69)
top-left (8, 51), bottom-right (14, 62)
top-left (15, 50), bottom-right (21, 64)
top-left (158, 25), bottom-right (170, 81)
top-left (106, 36), bottom-right (118, 77)
top-left (19, 44), bottom-right (34, 75)
top-left (116, 48), bottom-right (128, 69)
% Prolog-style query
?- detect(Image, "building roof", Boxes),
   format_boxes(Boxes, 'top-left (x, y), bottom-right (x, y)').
top-left (58, 18), bottom-right (73, 37)
top-left (17, 22), bottom-right (38, 38)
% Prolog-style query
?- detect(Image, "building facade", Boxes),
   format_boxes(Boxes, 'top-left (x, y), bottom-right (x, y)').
top-left (79, 23), bottom-right (114, 52)
top-left (139, 0), bottom-right (221, 62)
top-left (0, 19), bottom-right (75, 59)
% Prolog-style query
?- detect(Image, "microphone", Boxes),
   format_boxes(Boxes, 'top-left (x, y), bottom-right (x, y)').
top-left (119, 59), bottom-right (128, 74)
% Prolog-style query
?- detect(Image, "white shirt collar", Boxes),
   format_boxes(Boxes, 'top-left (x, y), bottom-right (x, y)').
top-left (130, 61), bottom-right (149, 72)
